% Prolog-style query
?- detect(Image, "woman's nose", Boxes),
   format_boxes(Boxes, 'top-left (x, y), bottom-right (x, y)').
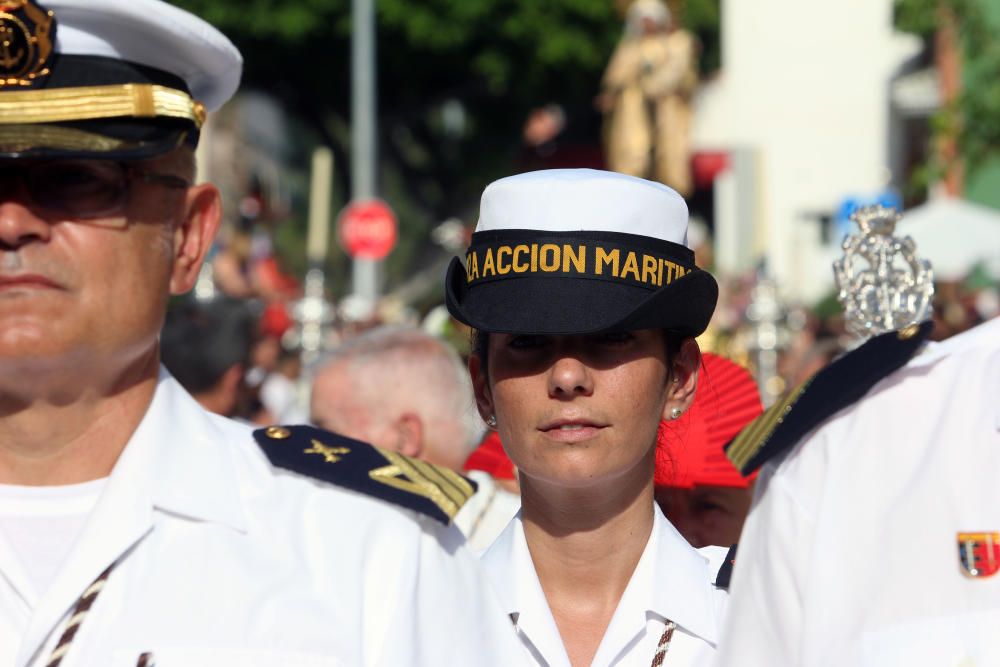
top-left (547, 354), bottom-right (594, 398)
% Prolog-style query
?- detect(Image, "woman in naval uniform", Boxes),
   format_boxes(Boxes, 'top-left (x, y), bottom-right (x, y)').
top-left (445, 169), bottom-right (730, 667)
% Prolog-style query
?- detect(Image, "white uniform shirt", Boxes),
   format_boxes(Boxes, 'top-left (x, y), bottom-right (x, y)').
top-left (716, 317), bottom-right (1000, 667)
top-left (481, 505), bottom-right (729, 666)
top-left (454, 470), bottom-right (521, 551)
top-left (0, 478), bottom-right (105, 598)
top-left (0, 370), bottom-right (525, 667)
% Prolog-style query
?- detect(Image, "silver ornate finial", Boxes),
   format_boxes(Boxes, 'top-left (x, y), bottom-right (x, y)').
top-left (746, 269), bottom-right (789, 407)
top-left (833, 204), bottom-right (934, 341)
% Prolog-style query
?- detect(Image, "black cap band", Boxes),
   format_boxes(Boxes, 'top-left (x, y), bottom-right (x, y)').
top-left (465, 229), bottom-right (696, 291)
top-left (39, 53), bottom-right (191, 93)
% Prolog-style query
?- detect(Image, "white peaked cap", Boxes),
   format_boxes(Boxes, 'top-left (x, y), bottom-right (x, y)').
top-left (476, 169), bottom-right (691, 247)
top-left (47, 0), bottom-right (242, 111)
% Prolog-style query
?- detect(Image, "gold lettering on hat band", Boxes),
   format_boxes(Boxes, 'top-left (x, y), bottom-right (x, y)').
top-left (596, 247), bottom-right (618, 275)
top-left (465, 242), bottom-right (692, 289)
top-left (0, 83), bottom-right (206, 128)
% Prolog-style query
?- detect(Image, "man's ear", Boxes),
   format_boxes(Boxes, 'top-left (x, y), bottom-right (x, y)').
top-left (394, 413), bottom-right (423, 459)
top-left (219, 363), bottom-right (244, 394)
top-left (662, 337), bottom-right (701, 420)
top-left (170, 183), bottom-right (221, 295)
top-left (217, 363), bottom-right (245, 416)
top-left (469, 353), bottom-right (494, 426)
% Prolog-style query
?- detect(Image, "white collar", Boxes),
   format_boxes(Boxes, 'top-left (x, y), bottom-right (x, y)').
top-left (481, 504), bottom-right (719, 664)
top-left (12, 367), bottom-right (249, 664)
top-left (114, 367), bottom-right (249, 532)
top-left (482, 511), bottom-right (566, 663)
top-left (645, 506), bottom-right (719, 642)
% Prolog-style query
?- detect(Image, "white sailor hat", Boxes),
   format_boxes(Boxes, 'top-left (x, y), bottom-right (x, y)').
top-left (445, 169), bottom-right (718, 336)
top-left (0, 0), bottom-right (242, 159)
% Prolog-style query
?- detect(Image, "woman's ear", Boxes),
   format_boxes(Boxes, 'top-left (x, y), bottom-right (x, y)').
top-left (469, 353), bottom-right (495, 425)
top-left (662, 337), bottom-right (700, 420)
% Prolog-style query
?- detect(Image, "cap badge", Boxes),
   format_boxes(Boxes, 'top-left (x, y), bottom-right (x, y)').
top-left (957, 532), bottom-right (1000, 578)
top-left (0, 0), bottom-right (55, 88)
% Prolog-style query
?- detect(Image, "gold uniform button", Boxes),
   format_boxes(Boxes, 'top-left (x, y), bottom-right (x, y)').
top-left (265, 426), bottom-right (291, 440)
top-left (897, 323), bottom-right (920, 341)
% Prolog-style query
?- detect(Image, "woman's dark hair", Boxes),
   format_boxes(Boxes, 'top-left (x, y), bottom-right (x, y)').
top-left (471, 329), bottom-right (490, 364)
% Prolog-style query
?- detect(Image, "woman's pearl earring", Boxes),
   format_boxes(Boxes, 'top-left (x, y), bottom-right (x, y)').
top-left (670, 407), bottom-right (683, 420)
top-left (486, 415), bottom-right (497, 428)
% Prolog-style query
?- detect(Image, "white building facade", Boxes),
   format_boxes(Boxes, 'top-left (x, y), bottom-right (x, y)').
top-left (693, 0), bottom-right (922, 302)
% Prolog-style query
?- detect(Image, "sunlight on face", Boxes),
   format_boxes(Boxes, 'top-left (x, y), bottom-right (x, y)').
top-left (0, 153), bottom-right (189, 378)
top-left (480, 330), bottom-right (672, 489)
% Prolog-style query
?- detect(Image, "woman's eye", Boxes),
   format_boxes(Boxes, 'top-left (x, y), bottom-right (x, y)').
top-left (595, 331), bottom-right (634, 345)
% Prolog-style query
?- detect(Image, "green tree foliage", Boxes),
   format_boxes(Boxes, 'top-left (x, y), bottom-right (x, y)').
top-left (895, 0), bottom-right (1000, 172)
top-left (170, 0), bottom-right (719, 292)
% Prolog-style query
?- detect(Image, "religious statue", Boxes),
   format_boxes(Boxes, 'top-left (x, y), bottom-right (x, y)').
top-left (600, 0), bottom-right (698, 196)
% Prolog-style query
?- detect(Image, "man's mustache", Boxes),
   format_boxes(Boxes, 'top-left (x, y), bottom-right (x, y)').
top-left (1, 252), bottom-right (22, 271)
top-left (0, 252), bottom-right (71, 288)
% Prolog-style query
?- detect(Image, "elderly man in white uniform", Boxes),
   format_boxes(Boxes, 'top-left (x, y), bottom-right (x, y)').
top-left (445, 169), bottom-right (732, 666)
top-left (716, 316), bottom-right (1000, 666)
top-left (0, 2), bottom-right (524, 666)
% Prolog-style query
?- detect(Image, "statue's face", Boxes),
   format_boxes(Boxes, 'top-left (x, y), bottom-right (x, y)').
top-left (641, 16), bottom-right (662, 35)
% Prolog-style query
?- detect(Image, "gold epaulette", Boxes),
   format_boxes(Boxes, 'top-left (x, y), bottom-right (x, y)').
top-left (255, 425), bottom-right (476, 525)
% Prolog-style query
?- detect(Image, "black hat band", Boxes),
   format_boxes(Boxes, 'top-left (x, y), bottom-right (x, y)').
top-left (464, 230), bottom-right (696, 291)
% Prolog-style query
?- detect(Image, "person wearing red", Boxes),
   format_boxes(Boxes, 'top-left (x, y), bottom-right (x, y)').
top-left (653, 353), bottom-right (763, 548)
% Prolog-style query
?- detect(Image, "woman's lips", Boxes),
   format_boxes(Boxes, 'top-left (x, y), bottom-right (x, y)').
top-left (538, 419), bottom-right (607, 443)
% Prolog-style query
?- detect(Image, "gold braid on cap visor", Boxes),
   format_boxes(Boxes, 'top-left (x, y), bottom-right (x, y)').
top-left (0, 83), bottom-right (206, 128)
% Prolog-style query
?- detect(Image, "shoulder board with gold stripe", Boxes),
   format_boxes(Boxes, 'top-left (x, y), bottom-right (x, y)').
top-left (254, 425), bottom-right (477, 525)
top-left (726, 321), bottom-right (933, 475)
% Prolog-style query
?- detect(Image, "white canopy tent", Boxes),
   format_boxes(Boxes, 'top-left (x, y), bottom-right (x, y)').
top-left (899, 197), bottom-right (1000, 281)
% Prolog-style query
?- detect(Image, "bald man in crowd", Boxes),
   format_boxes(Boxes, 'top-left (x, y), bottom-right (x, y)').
top-left (311, 327), bottom-right (520, 549)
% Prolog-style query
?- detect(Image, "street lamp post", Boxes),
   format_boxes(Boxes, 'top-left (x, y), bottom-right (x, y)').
top-left (351, 0), bottom-right (379, 309)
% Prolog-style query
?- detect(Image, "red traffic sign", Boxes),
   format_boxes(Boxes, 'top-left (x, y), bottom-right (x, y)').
top-left (337, 199), bottom-right (398, 260)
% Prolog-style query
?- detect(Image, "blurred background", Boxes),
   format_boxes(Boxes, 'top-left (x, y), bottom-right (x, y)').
top-left (163, 0), bottom-right (1000, 421)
